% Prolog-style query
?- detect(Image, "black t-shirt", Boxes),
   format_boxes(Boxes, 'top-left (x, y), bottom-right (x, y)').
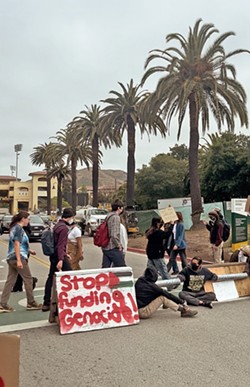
top-left (178, 266), bottom-right (218, 292)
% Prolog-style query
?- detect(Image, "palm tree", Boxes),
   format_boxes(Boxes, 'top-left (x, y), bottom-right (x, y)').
top-left (47, 160), bottom-right (71, 215)
top-left (101, 79), bottom-right (167, 207)
top-left (142, 19), bottom-right (249, 226)
top-left (30, 142), bottom-right (56, 215)
top-left (54, 128), bottom-right (92, 212)
top-left (70, 104), bottom-right (120, 207)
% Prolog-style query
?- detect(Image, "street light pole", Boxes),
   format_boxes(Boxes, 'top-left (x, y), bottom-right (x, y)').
top-left (14, 144), bottom-right (23, 181)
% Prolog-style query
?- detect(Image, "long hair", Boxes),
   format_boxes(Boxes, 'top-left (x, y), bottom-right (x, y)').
top-left (10, 211), bottom-right (29, 229)
top-left (145, 217), bottom-right (163, 238)
top-left (176, 211), bottom-right (183, 222)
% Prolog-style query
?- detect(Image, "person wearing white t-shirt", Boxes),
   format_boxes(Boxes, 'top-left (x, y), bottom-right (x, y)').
top-left (67, 223), bottom-right (83, 270)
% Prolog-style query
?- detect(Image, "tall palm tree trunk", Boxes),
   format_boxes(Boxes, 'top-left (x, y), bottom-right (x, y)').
top-left (46, 174), bottom-right (51, 215)
top-left (71, 156), bottom-right (77, 213)
top-left (57, 174), bottom-right (63, 216)
top-left (92, 134), bottom-right (99, 207)
top-left (126, 115), bottom-right (136, 207)
top-left (189, 95), bottom-right (203, 227)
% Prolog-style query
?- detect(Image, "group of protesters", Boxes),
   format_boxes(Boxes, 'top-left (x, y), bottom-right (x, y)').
top-left (1, 201), bottom-right (250, 322)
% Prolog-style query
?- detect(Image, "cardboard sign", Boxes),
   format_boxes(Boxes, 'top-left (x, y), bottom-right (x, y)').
top-left (159, 206), bottom-right (178, 223)
top-left (0, 334), bottom-right (20, 387)
top-left (55, 267), bottom-right (139, 335)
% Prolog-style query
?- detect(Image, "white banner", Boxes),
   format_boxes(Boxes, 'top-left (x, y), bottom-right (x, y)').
top-left (56, 267), bottom-right (139, 335)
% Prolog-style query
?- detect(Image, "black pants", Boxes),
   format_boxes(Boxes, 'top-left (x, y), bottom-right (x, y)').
top-left (43, 255), bottom-right (72, 306)
top-left (12, 274), bottom-right (37, 292)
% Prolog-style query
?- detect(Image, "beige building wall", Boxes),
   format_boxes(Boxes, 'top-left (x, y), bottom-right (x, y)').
top-left (0, 172), bottom-right (58, 214)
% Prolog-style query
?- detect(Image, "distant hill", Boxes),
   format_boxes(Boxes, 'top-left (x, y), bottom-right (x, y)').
top-left (76, 168), bottom-right (127, 189)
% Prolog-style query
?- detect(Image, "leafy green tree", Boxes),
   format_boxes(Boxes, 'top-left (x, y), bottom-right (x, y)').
top-left (201, 133), bottom-right (250, 201)
top-left (135, 153), bottom-right (186, 209)
top-left (142, 19), bottom-right (249, 226)
top-left (101, 79), bottom-right (167, 207)
top-left (169, 144), bottom-right (189, 160)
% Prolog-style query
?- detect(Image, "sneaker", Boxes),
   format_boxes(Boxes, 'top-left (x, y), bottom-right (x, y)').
top-left (0, 304), bottom-right (15, 313)
top-left (32, 277), bottom-right (38, 290)
top-left (181, 308), bottom-right (198, 318)
top-left (202, 301), bottom-right (213, 309)
top-left (42, 304), bottom-right (50, 312)
top-left (26, 301), bottom-right (42, 311)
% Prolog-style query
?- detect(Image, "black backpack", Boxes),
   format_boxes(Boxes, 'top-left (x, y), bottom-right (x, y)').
top-left (222, 220), bottom-right (230, 242)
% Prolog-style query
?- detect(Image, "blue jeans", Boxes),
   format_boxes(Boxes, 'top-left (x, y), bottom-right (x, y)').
top-left (102, 248), bottom-right (126, 268)
top-left (147, 258), bottom-right (170, 280)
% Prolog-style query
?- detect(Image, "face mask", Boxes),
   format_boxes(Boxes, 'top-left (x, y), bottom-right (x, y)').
top-left (191, 263), bottom-right (199, 271)
top-left (67, 218), bottom-right (74, 225)
top-left (209, 216), bottom-right (216, 224)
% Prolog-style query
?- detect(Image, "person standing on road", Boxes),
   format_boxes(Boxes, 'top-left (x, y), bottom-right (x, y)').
top-left (167, 212), bottom-right (187, 274)
top-left (102, 199), bottom-right (126, 268)
top-left (0, 211), bottom-right (42, 313)
top-left (203, 210), bottom-right (223, 263)
top-left (145, 217), bottom-right (171, 280)
top-left (42, 208), bottom-right (74, 312)
top-left (67, 222), bottom-right (83, 270)
top-left (178, 257), bottom-right (218, 308)
top-left (12, 222), bottom-right (38, 292)
top-left (135, 267), bottom-right (198, 319)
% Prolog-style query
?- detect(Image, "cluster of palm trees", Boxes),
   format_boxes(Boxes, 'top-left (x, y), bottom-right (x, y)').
top-left (31, 19), bottom-right (249, 225)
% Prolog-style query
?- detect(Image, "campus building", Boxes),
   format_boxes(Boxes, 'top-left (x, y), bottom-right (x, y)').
top-left (0, 171), bottom-right (57, 214)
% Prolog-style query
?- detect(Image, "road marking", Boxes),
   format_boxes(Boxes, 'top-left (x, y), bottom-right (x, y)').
top-left (0, 320), bottom-right (54, 333)
top-left (0, 266), bottom-right (4, 269)
top-left (30, 254), bottom-right (50, 268)
top-left (0, 286), bottom-right (45, 295)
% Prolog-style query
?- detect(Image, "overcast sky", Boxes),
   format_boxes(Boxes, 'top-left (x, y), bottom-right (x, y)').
top-left (0, 0), bottom-right (249, 180)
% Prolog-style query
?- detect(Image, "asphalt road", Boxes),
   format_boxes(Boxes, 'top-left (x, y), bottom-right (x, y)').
top-left (0, 234), bottom-right (250, 387)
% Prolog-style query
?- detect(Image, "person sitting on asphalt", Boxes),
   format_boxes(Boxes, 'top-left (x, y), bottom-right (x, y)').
top-left (135, 266), bottom-right (198, 319)
top-left (241, 245), bottom-right (250, 275)
top-left (230, 245), bottom-right (250, 264)
top-left (177, 257), bottom-right (218, 309)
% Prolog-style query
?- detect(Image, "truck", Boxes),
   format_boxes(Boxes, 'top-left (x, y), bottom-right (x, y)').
top-left (75, 207), bottom-right (108, 236)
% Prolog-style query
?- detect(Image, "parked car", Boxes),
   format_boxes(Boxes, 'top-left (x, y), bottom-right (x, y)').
top-left (76, 207), bottom-right (108, 236)
top-left (1, 215), bottom-right (13, 233)
top-left (29, 214), bottom-right (46, 241)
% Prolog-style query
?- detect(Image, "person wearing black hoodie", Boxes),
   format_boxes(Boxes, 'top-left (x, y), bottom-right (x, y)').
top-left (135, 267), bottom-right (198, 318)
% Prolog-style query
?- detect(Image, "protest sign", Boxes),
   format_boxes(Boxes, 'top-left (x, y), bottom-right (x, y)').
top-left (55, 267), bottom-right (139, 335)
top-left (159, 206), bottom-right (178, 223)
top-left (0, 334), bottom-right (20, 387)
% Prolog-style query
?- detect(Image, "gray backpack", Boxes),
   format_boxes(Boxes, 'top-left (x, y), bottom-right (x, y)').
top-left (41, 228), bottom-right (55, 256)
